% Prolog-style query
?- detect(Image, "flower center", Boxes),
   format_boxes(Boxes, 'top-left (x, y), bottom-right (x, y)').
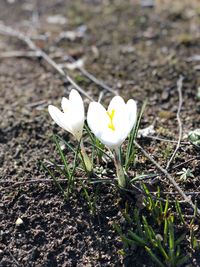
top-left (107, 109), bottom-right (115, 131)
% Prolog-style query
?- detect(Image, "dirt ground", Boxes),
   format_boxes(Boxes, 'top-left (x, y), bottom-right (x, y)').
top-left (1, 0), bottom-right (200, 266)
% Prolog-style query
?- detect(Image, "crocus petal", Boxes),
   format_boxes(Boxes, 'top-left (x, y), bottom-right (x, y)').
top-left (87, 102), bottom-right (126, 148)
top-left (48, 105), bottom-right (73, 134)
top-left (126, 99), bottom-right (137, 132)
top-left (48, 90), bottom-right (85, 141)
top-left (87, 102), bottom-right (109, 137)
top-left (98, 128), bottom-right (125, 148)
top-left (107, 95), bottom-right (128, 134)
top-left (69, 89), bottom-right (84, 116)
top-left (68, 115), bottom-right (84, 141)
top-left (108, 96), bottom-right (126, 113)
top-left (65, 90), bottom-right (84, 140)
top-left (61, 97), bottom-right (71, 113)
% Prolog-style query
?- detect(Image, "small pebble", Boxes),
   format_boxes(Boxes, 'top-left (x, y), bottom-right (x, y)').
top-left (15, 217), bottom-right (23, 226)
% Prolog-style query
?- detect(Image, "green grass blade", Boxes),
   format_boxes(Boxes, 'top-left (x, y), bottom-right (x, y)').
top-left (164, 198), bottom-right (169, 217)
top-left (85, 124), bottom-right (107, 162)
top-left (80, 181), bottom-right (95, 214)
top-left (133, 209), bottom-right (144, 237)
top-left (84, 123), bottom-right (96, 143)
top-left (130, 173), bottom-right (157, 183)
top-left (142, 216), bottom-right (156, 244)
top-left (41, 162), bottom-right (67, 199)
top-left (164, 218), bottom-right (168, 245)
top-left (174, 233), bottom-right (186, 247)
top-left (157, 239), bottom-right (169, 261)
top-left (175, 200), bottom-right (185, 224)
top-left (87, 141), bottom-right (112, 160)
top-left (68, 140), bottom-right (81, 189)
top-left (168, 216), bottom-right (175, 265)
top-left (128, 231), bottom-right (147, 246)
top-left (113, 222), bottom-right (122, 235)
top-left (190, 202), bottom-right (197, 227)
top-left (55, 134), bottom-right (76, 153)
top-left (125, 100), bottom-right (147, 170)
top-left (176, 255), bottom-right (189, 266)
top-left (145, 246), bottom-right (165, 267)
top-left (113, 223), bottom-right (134, 247)
top-left (53, 135), bottom-right (71, 178)
top-left (46, 158), bottom-right (66, 176)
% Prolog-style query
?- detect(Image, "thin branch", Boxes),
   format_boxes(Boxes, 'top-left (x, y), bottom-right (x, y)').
top-left (161, 191), bottom-right (200, 196)
top-left (0, 50), bottom-right (37, 58)
top-left (65, 54), bottom-right (117, 95)
top-left (7, 247), bottom-right (20, 267)
top-left (0, 46), bottom-right (117, 96)
top-left (134, 140), bottom-right (200, 216)
top-left (166, 75), bottom-right (184, 170)
top-left (172, 156), bottom-right (200, 170)
top-left (146, 135), bottom-right (189, 144)
top-left (0, 24), bottom-right (93, 100)
top-left (118, 184), bottom-right (182, 203)
top-left (0, 178), bottom-right (68, 186)
top-left (0, 24), bottom-right (117, 97)
top-left (79, 66), bottom-right (118, 95)
top-left (26, 99), bottom-right (48, 108)
top-left (0, 177), bottom-right (113, 187)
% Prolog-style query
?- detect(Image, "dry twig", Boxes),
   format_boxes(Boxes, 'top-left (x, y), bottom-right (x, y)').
top-left (166, 75), bottom-right (184, 170)
top-left (66, 55), bottom-right (117, 95)
top-left (7, 247), bottom-right (20, 267)
top-left (146, 135), bottom-right (189, 144)
top-left (0, 24), bottom-right (117, 97)
top-left (172, 156), bottom-right (200, 170)
top-left (0, 50), bottom-right (37, 58)
top-left (0, 177), bottom-right (114, 187)
top-left (0, 24), bottom-right (93, 100)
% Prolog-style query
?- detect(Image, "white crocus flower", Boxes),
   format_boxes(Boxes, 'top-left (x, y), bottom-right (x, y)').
top-left (48, 89), bottom-right (84, 141)
top-left (48, 89), bottom-right (92, 173)
top-left (87, 95), bottom-right (137, 188)
top-left (87, 96), bottom-right (137, 149)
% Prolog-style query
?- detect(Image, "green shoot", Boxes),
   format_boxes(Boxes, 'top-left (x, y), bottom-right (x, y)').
top-left (114, 187), bottom-right (192, 266)
top-left (53, 134), bottom-right (71, 178)
top-left (80, 181), bottom-right (99, 215)
top-left (41, 161), bottom-right (67, 199)
top-left (125, 100), bottom-right (147, 171)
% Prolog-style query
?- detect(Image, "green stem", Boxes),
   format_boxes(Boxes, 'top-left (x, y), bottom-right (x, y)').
top-left (114, 147), bottom-right (126, 188)
top-left (80, 140), bottom-right (93, 173)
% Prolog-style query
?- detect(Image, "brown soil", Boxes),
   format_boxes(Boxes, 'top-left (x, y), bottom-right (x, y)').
top-left (1, 0), bottom-right (200, 266)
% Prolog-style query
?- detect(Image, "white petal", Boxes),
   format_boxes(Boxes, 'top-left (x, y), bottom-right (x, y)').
top-left (68, 90), bottom-right (85, 139)
top-left (60, 90), bottom-right (85, 140)
top-left (99, 129), bottom-right (124, 148)
top-left (126, 99), bottom-right (137, 132)
top-left (61, 97), bottom-right (70, 113)
top-left (87, 102), bottom-right (125, 148)
top-left (107, 95), bottom-right (129, 135)
top-left (108, 96), bottom-right (126, 113)
top-left (87, 102), bottom-right (108, 137)
top-left (114, 99), bottom-right (137, 141)
top-left (69, 89), bottom-right (84, 116)
top-left (68, 115), bottom-right (84, 141)
top-left (48, 105), bottom-right (73, 134)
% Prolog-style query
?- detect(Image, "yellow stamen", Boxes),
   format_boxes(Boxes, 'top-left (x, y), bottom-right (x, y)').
top-left (107, 109), bottom-right (115, 131)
